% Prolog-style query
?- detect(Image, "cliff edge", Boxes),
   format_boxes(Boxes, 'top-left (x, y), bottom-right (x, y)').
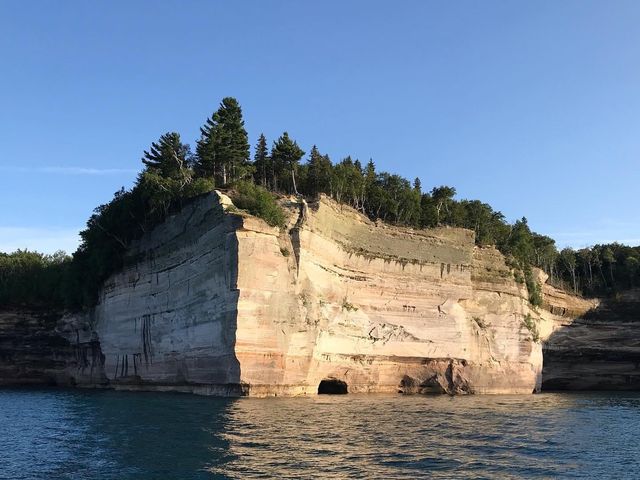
top-left (0, 192), bottom-right (596, 395)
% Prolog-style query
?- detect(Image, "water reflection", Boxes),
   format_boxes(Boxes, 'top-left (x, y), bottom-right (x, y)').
top-left (205, 394), bottom-right (640, 479)
top-left (2, 390), bottom-right (640, 479)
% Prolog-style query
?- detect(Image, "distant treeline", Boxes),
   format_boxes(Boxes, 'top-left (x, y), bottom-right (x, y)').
top-left (1, 97), bottom-right (638, 310)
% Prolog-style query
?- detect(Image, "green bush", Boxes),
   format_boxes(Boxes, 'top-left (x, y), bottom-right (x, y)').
top-left (0, 170), bottom-right (216, 310)
top-left (524, 264), bottom-right (543, 307)
top-left (522, 313), bottom-right (540, 342)
top-left (230, 181), bottom-right (286, 228)
top-left (507, 257), bottom-right (542, 307)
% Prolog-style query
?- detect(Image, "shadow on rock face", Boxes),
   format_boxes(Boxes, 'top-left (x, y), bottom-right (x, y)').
top-left (542, 290), bottom-right (640, 391)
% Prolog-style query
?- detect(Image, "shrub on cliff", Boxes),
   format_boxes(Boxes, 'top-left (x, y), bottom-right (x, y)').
top-left (524, 265), bottom-right (543, 307)
top-left (71, 170), bottom-right (214, 307)
top-left (229, 181), bottom-right (286, 228)
top-left (522, 313), bottom-right (540, 342)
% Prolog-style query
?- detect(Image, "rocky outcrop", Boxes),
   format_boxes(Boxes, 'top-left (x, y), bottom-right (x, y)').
top-left (0, 310), bottom-right (95, 386)
top-left (542, 290), bottom-right (640, 390)
top-left (65, 193), bottom-right (244, 395)
top-left (0, 192), bottom-right (598, 395)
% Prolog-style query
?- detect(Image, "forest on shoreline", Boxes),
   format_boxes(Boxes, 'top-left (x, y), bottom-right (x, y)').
top-left (1, 97), bottom-right (638, 310)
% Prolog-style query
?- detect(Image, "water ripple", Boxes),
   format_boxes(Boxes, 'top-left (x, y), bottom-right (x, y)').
top-left (1, 390), bottom-right (640, 479)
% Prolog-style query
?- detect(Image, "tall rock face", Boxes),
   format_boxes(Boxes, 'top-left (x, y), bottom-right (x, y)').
top-left (542, 290), bottom-right (640, 390)
top-left (68, 194), bottom-right (243, 395)
top-left (0, 310), bottom-right (72, 385)
top-left (59, 192), bottom-right (562, 395)
top-left (0, 310), bottom-right (104, 386)
top-left (0, 192), bottom-right (596, 395)
top-left (235, 196), bottom-right (544, 395)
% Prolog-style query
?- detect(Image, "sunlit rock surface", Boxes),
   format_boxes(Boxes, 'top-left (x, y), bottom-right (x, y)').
top-left (75, 192), bottom-right (556, 395)
top-left (0, 192), bottom-right (606, 395)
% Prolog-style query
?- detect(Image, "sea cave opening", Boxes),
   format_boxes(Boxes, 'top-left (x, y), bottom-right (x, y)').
top-left (318, 379), bottom-right (348, 394)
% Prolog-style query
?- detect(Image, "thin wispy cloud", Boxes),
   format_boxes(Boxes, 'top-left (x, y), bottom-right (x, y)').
top-left (0, 166), bottom-right (138, 175)
top-left (0, 227), bottom-right (81, 254)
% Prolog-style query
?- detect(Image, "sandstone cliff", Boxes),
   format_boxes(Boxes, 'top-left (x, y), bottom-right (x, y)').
top-left (542, 289), bottom-right (640, 390)
top-left (0, 192), bottom-right (599, 395)
top-left (0, 310), bottom-right (77, 385)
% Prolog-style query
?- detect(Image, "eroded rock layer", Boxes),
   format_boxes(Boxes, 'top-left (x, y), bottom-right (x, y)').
top-left (0, 310), bottom-right (86, 386)
top-left (542, 290), bottom-right (640, 390)
top-left (0, 192), bottom-right (598, 395)
top-left (68, 195), bottom-right (244, 395)
top-left (233, 196), bottom-right (546, 395)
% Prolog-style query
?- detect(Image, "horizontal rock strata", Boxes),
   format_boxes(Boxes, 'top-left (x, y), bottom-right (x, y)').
top-left (542, 290), bottom-right (640, 390)
top-left (0, 192), bottom-right (609, 396)
top-left (0, 310), bottom-right (81, 386)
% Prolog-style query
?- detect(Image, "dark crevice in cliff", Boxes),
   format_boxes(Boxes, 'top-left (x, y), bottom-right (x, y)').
top-left (141, 314), bottom-right (153, 365)
top-left (289, 228), bottom-right (301, 276)
top-left (287, 198), bottom-right (308, 276)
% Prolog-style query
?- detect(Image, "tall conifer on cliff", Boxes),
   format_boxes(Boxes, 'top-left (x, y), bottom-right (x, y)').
top-left (253, 133), bottom-right (270, 188)
top-left (270, 132), bottom-right (305, 194)
top-left (194, 97), bottom-right (250, 185)
top-left (142, 132), bottom-right (190, 181)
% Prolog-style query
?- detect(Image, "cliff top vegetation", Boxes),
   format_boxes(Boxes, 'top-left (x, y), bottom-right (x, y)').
top-left (1, 97), bottom-right (638, 310)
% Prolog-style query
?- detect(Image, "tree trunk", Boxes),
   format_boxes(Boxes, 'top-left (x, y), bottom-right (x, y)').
top-left (291, 167), bottom-right (299, 195)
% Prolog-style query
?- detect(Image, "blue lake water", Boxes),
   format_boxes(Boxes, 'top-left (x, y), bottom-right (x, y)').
top-left (0, 389), bottom-right (638, 479)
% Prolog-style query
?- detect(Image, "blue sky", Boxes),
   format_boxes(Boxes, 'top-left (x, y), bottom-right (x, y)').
top-left (1, 1), bottom-right (639, 253)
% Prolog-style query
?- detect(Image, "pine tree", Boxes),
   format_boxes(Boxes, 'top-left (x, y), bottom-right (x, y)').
top-left (362, 159), bottom-right (376, 214)
top-left (306, 145), bottom-right (332, 196)
top-left (271, 132), bottom-right (305, 194)
top-left (142, 132), bottom-right (191, 181)
top-left (194, 97), bottom-right (250, 185)
top-left (253, 133), bottom-right (270, 188)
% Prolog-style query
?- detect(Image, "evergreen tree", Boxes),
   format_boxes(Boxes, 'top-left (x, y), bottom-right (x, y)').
top-left (306, 145), bottom-right (332, 196)
top-left (142, 132), bottom-right (191, 182)
top-left (271, 132), bottom-right (305, 194)
top-left (195, 97), bottom-right (250, 185)
top-left (362, 160), bottom-right (377, 215)
top-left (253, 133), bottom-right (270, 188)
